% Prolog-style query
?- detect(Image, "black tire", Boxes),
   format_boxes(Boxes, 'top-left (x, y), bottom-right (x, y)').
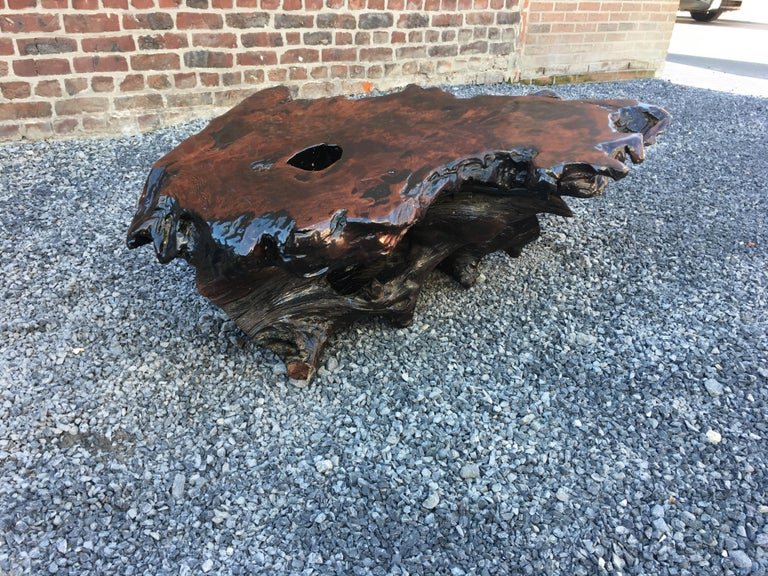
top-left (690, 9), bottom-right (723, 21)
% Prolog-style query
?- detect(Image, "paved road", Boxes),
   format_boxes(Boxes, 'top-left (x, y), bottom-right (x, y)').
top-left (662, 3), bottom-right (768, 96)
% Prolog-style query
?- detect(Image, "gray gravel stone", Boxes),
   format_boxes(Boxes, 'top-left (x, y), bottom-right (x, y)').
top-left (422, 492), bottom-right (440, 510)
top-left (1, 79), bottom-right (766, 576)
top-left (730, 550), bottom-right (752, 570)
top-left (460, 464), bottom-right (481, 479)
top-left (171, 473), bottom-right (186, 499)
top-left (705, 378), bottom-right (724, 397)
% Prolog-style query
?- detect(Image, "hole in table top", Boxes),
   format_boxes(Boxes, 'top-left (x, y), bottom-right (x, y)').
top-left (287, 144), bottom-right (343, 171)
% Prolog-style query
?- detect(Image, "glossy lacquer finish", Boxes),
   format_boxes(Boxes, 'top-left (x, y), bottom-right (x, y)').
top-left (127, 85), bottom-right (670, 381)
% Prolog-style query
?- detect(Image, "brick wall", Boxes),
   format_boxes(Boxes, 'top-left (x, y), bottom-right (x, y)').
top-left (519, 0), bottom-right (677, 83)
top-left (0, 1), bottom-right (523, 140)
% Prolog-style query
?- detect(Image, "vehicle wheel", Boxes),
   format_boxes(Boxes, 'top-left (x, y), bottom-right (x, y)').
top-left (690, 9), bottom-right (723, 21)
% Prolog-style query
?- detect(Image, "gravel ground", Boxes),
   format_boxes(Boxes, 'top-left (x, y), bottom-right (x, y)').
top-left (1, 79), bottom-right (767, 576)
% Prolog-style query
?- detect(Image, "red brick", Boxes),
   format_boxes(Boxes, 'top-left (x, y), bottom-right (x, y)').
top-left (225, 12), bottom-right (269, 28)
top-left (132, 0), bottom-right (155, 6)
top-left (64, 77), bottom-right (87, 95)
top-left (21, 122), bottom-right (53, 139)
top-left (147, 74), bottom-right (172, 89)
top-left (372, 30), bottom-right (388, 43)
top-left (289, 66), bottom-right (307, 80)
top-left (63, 14), bottom-right (120, 33)
top-left (0, 39), bottom-right (14, 56)
top-left (0, 62), bottom-right (9, 77)
top-left (56, 97), bottom-right (110, 115)
top-left (261, 0), bottom-right (279, 7)
top-left (0, 81), bottom-right (31, 100)
top-left (283, 0), bottom-right (301, 8)
top-left (316, 13), bottom-right (356, 29)
top-left (183, 50), bottom-right (233, 68)
top-left (114, 93), bottom-right (163, 111)
top-left (236, 51), bottom-right (278, 66)
top-left (122, 13), bottom-right (174, 30)
top-left (387, 0), bottom-right (404, 8)
top-left (0, 101), bottom-right (51, 121)
top-left (222, 71), bottom-right (241, 85)
top-left (82, 115), bottom-right (108, 131)
top-left (213, 89), bottom-right (252, 107)
top-left (244, 69), bottom-right (264, 83)
top-left (334, 31), bottom-right (352, 44)
top-left (54, 119), bottom-right (79, 136)
top-left (0, 14), bottom-right (60, 33)
top-left (81, 36), bottom-right (136, 52)
top-left (120, 74), bottom-right (145, 91)
top-left (91, 76), bottom-right (115, 92)
top-left (299, 81), bottom-right (334, 98)
top-left (174, 72), bottom-right (197, 88)
top-left (0, 125), bottom-right (21, 140)
top-left (41, 0), bottom-right (67, 6)
top-left (17, 37), bottom-right (77, 56)
top-left (102, 0), bottom-right (129, 7)
top-left (360, 47), bottom-right (392, 61)
top-left (237, 0), bottom-right (258, 4)
top-left (13, 58), bottom-right (71, 77)
top-left (428, 44), bottom-right (458, 57)
top-left (358, 12), bottom-right (393, 28)
top-left (192, 33), bottom-right (237, 48)
top-left (460, 40), bottom-right (488, 54)
top-left (285, 32), bottom-right (301, 44)
top-left (304, 31), bottom-right (332, 45)
top-left (305, 0), bottom-right (322, 8)
top-left (137, 113), bottom-right (164, 132)
top-left (369, 0), bottom-right (385, 7)
top-left (34, 80), bottom-right (60, 97)
top-left (177, 13), bottom-right (223, 29)
top-left (74, 55), bottom-right (129, 73)
top-left (241, 32), bottom-right (283, 47)
top-left (7, 0), bottom-right (36, 7)
top-left (71, 0), bottom-right (99, 8)
top-left (158, 0), bottom-right (181, 5)
top-left (308, 66), bottom-right (328, 80)
top-left (274, 14), bottom-right (313, 28)
top-left (396, 46), bottom-right (426, 59)
top-left (131, 53), bottom-right (180, 70)
top-left (325, 0), bottom-right (343, 6)
top-left (280, 48), bottom-right (319, 64)
top-left (138, 33), bottom-right (189, 50)
top-left (212, 0), bottom-right (233, 6)
top-left (267, 68), bottom-right (287, 81)
top-left (199, 72), bottom-right (219, 86)
top-left (432, 13), bottom-right (463, 26)
top-left (322, 47), bottom-right (356, 62)
top-left (167, 92), bottom-right (212, 107)
top-left (465, 12), bottom-right (493, 24)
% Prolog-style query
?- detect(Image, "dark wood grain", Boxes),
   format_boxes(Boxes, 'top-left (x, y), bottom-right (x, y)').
top-left (127, 85), bottom-right (670, 381)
